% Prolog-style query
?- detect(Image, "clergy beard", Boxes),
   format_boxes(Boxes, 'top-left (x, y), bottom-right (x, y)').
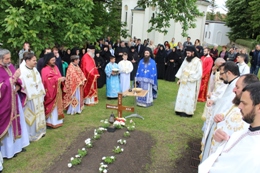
top-left (241, 108), bottom-right (255, 124)
top-left (232, 94), bottom-right (241, 106)
top-left (186, 56), bottom-right (194, 62)
top-left (3, 63), bottom-right (11, 67)
top-left (144, 57), bottom-right (150, 63)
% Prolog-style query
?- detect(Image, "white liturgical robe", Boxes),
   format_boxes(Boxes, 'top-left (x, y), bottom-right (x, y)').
top-left (201, 77), bottom-right (238, 162)
top-left (209, 106), bottom-right (249, 155)
top-left (118, 60), bottom-right (133, 92)
top-left (19, 61), bottom-right (46, 141)
top-left (199, 128), bottom-right (260, 173)
top-left (237, 62), bottom-right (250, 75)
top-left (175, 57), bottom-right (202, 115)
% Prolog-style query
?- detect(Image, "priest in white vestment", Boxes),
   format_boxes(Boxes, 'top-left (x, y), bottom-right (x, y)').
top-left (118, 53), bottom-right (133, 93)
top-left (209, 74), bottom-right (258, 155)
top-left (201, 58), bottom-right (226, 131)
top-left (175, 46), bottom-right (202, 117)
top-left (20, 52), bottom-right (46, 141)
top-left (236, 53), bottom-right (250, 75)
top-left (199, 82), bottom-right (260, 173)
top-left (201, 61), bottom-right (240, 161)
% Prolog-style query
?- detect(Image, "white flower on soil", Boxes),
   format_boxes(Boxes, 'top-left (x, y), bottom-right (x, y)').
top-left (121, 148), bottom-right (124, 152)
top-left (103, 169), bottom-right (108, 173)
top-left (68, 163), bottom-right (72, 168)
top-left (75, 155), bottom-right (80, 158)
top-left (102, 157), bottom-right (106, 160)
top-left (71, 157), bottom-right (74, 161)
top-left (100, 120), bottom-right (104, 123)
top-left (103, 164), bottom-right (108, 168)
top-left (82, 148), bottom-right (86, 151)
top-left (111, 156), bottom-right (115, 159)
top-left (100, 162), bottom-right (104, 165)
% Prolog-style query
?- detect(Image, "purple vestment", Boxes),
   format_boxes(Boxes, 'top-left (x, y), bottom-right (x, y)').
top-left (0, 64), bottom-right (23, 140)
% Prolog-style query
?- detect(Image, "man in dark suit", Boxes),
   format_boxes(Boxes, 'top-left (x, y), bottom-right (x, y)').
top-left (135, 39), bottom-right (145, 58)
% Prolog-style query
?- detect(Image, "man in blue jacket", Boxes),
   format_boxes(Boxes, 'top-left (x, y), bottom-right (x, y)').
top-left (249, 44), bottom-right (260, 75)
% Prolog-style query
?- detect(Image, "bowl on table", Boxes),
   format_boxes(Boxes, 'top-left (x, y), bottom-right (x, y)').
top-left (132, 88), bottom-right (142, 93)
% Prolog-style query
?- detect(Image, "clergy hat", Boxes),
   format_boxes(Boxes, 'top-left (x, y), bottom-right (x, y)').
top-left (130, 46), bottom-right (135, 50)
top-left (87, 45), bottom-right (95, 49)
top-left (44, 52), bottom-right (55, 65)
top-left (185, 45), bottom-right (196, 52)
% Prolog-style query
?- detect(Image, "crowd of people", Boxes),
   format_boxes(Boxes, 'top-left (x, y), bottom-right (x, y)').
top-left (0, 35), bottom-right (260, 172)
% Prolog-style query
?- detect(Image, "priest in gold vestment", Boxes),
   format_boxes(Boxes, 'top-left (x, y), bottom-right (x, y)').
top-left (175, 46), bottom-right (202, 117)
top-left (20, 52), bottom-right (46, 141)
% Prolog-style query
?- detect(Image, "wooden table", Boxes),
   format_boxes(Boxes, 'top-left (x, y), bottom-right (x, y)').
top-left (122, 90), bottom-right (148, 120)
top-left (123, 90), bottom-right (148, 97)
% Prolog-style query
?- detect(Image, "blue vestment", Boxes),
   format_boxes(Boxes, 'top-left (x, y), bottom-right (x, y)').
top-left (105, 62), bottom-right (121, 98)
top-left (136, 58), bottom-right (158, 107)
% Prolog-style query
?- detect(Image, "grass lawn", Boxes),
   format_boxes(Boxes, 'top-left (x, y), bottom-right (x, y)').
top-left (3, 79), bottom-right (204, 173)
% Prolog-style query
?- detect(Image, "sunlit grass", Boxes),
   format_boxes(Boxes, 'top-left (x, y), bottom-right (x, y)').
top-left (3, 80), bottom-right (204, 173)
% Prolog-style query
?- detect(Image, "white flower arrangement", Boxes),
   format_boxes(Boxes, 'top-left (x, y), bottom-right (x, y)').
top-left (85, 138), bottom-right (93, 148)
top-left (100, 119), bottom-right (110, 128)
top-left (123, 131), bottom-right (130, 137)
top-left (113, 146), bottom-right (124, 154)
top-left (117, 139), bottom-right (126, 145)
top-left (113, 121), bottom-right (123, 129)
top-left (102, 156), bottom-right (116, 164)
top-left (99, 162), bottom-right (108, 173)
top-left (127, 119), bottom-right (136, 131)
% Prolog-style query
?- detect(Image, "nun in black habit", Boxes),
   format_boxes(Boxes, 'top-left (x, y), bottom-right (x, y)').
top-left (94, 50), bottom-right (106, 88)
top-left (128, 46), bottom-right (140, 81)
top-left (165, 47), bottom-right (179, 82)
top-left (155, 44), bottom-right (166, 79)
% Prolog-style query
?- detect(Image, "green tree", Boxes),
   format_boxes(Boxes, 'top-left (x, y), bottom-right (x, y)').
top-left (249, 0), bottom-right (260, 41)
top-left (225, 0), bottom-right (255, 41)
top-left (91, 0), bottom-right (130, 41)
top-left (0, 0), bottom-right (102, 62)
top-left (208, 0), bottom-right (217, 20)
top-left (137, 0), bottom-right (203, 37)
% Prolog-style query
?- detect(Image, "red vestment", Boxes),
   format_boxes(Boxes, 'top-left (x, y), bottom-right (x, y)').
top-left (80, 53), bottom-right (100, 105)
top-left (198, 56), bottom-right (213, 102)
top-left (63, 63), bottom-right (86, 109)
top-left (41, 65), bottom-right (64, 119)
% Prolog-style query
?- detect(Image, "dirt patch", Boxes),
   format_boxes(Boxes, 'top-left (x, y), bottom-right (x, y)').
top-left (45, 128), bottom-right (155, 173)
top-left (173, 138), bottom-right (201, 173)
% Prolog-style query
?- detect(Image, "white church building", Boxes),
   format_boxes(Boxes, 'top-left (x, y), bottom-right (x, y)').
top-left (204, 20), bottom-right (231, 46)
top-left (121, 0), bottom-right (210, 45)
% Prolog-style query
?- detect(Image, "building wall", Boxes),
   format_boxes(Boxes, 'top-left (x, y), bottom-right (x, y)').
top-left (121, 0), bottom-right (210, 45)
top-left (204, 23), bottom-right (231, 46)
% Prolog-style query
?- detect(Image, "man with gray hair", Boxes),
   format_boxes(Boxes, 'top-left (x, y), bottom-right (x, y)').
top-left (0, 49), bottom-right (29, 160)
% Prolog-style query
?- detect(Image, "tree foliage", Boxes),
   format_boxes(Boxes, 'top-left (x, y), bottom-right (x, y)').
top-left (137, 0), bottom-right (203, 37)
top-left (225, 0), bottom-right (260, 42)
top-left (208, 0), bottom-right (217, 21)
top-left (0, 0), bottom-right (102, 56)
top-left (1, 0), bottom-right (205, 62)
